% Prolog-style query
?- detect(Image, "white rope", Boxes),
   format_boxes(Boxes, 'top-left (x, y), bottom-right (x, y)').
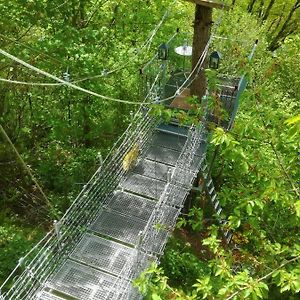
top-left (0, 32), bottom-right (179, 88)
top-left (0, 78), bottom-right (61, 86)
top-left (0, 2), bottom-right (175, 88)
top-left (0, 48), bottom-right (148, 105)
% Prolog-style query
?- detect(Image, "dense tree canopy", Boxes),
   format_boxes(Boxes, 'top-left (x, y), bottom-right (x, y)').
top-left (0, 0), bottom-right (299, 299)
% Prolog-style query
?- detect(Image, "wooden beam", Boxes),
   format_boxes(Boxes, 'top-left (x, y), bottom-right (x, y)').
top-left (184, 0), bottom-right (230, 10)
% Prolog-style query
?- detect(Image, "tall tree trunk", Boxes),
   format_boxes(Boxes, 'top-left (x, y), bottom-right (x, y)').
top-left (190, 5), bottom-right (212, 101)
top-left (257, 0), bottom-right (264, 18)
top-left (248, 0), bottom-right (258, 12)
top-left (262, 0), bottom-right (276, 21)
top-left (268, 0), bottom-right (300, 51)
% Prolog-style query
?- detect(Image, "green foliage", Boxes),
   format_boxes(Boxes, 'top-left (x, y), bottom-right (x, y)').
top-left (136, 2), bottom-right (300, 300)
top-left (0, 0), bottom-right (300, 298)
top-left (0, 218), bottom-right (43, 285)
top-left (176, 207), bottom-right (204, 232)
top-left (160, 237), bottom-right (210, 292)
top-left (272, 268), bottom-right (300, 294)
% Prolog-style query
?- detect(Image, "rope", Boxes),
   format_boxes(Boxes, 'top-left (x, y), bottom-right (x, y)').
top-left (0, 125), bottom-right (57, 217)
top-left (0, 32), bottom-right (182, 106)
top-left (0, 32), bottom-right (180, 88)
top-left (0, 48), bottom-right (147, 105)
top-left (0, 77), bottom-right (61, 86)
top-left (0, 1), bottom-right (174, 88)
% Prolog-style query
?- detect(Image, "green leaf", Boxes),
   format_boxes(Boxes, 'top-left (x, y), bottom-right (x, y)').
top-left (295, 201), bottom-right (300, 217)
top-left (151, 293), bottom-right (162, 300)
top-left (285, 115), bottom-right (300, 125)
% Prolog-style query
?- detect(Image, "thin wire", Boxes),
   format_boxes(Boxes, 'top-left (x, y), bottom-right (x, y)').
top-left (0, 32), bottom-right (179, 87)
top-left (0, 48), bottom-right (147, 105)
top-left (0, 0), bottom-right (177, 86)
top-left (144, 0), bottom-right (176, 51)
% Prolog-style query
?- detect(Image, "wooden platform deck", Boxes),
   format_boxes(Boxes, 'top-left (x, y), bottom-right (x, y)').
top-left (169, 88), bottom-right (196, 110)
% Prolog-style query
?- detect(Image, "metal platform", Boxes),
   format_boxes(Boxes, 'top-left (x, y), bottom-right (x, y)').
top-left (90, 210), bottom-right (146, 245)
top-left (133, 158), bottom-right (173, 182)
top-left (47, 260), bottom-right (122, 300)
top-left (15, 118), bottom-right (206, 300)
top-left (121, 173), bottom-right (167, 200)
top-left (107, 190), bottom-right (156, 221)
top-left (145, 145), bottom-right (181, 166)
top-left (71, 234), bottom-right (135, 276)
top-left (36, 291), bottom-right (64, 300)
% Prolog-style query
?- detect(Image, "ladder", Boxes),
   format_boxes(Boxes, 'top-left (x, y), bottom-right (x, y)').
top-left (199, 158), bottom-right (232, 243)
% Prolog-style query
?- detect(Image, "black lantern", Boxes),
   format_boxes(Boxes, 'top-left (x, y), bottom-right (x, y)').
top-left (209, 51), bottom-right (221, 69)
top-left (158, 43), bottom-right (169, 60)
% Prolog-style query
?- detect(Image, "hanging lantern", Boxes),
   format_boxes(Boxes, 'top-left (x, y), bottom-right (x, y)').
top-left (158, 43), bottom-right (169, 60)
top-left (209, 51), bottom-right (221, 69)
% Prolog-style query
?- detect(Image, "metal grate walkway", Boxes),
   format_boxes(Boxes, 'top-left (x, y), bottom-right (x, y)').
top-left (2, 112), bottom-right (209, 300)
top-left (27, 124), bottom-right (207, 300)
top-left (1, 38), bottom-right (251, 299)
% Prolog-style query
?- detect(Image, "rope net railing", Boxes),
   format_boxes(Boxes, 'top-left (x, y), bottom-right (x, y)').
top-left (1, 106), bottom-right (159, 300)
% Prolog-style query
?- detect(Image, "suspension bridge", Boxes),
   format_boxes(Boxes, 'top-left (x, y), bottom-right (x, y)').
top-left (0, 61), bottom-right (250, 299)
top-left (0, 1), bottom-right (258, 298)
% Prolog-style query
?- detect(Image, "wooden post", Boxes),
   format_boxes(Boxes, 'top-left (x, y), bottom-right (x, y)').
top-left (190, 4), bottom-right (212, 100)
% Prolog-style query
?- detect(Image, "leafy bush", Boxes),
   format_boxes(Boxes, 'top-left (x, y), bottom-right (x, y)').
top-left (0, 222), bottom-right (42, 286)
top-left (160, 237), bottom-right (210, 292)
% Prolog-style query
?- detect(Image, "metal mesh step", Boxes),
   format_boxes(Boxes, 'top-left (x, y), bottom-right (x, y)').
top-left (36, 291), bottom-right (64, 300)
top-left (70, 233), bottom-right (135, 276)
top-left (145, 145), bottom-right (181, 166)
top-left (121, 173), bottom-right (167, 200)
top-left (47, 260), bottom-right (128, 300)
top-left (151, 130), bottom-right (187, 150)
top-left (90, 210), bottom-right (146, 245)
top-left (107, 191), bottom-right (156, 221)
top-left (134, 158), bottom-right (195, 187)
top-left (133, 159), bottom-right (173, 182)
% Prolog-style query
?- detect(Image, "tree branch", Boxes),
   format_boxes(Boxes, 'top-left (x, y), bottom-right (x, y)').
top-left (226, 255), bottom-right (300, 300)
